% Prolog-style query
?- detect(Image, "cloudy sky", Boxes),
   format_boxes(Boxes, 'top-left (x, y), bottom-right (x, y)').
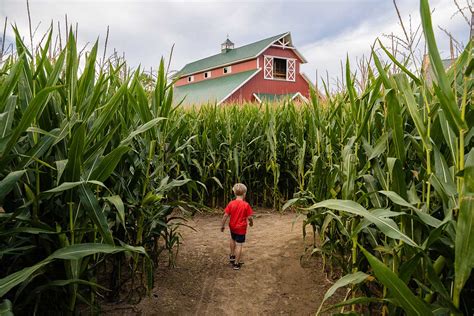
top-left (1, 0), bottom-right (472, 86)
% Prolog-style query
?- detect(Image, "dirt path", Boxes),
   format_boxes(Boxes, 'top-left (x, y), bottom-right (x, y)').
top-left (108, 210), bottom-right (341, 315)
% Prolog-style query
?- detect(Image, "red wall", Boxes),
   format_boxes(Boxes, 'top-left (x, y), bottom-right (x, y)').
top-left (226, 47), bottom-right (310, 103)
top-left (175, 59), bottom-right (258, 87)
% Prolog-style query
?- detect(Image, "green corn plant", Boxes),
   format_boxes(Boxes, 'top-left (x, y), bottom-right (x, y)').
top-left (299, 1), bottom-right (473, 313)
top-left (0, 27), bottom-right (197, 313)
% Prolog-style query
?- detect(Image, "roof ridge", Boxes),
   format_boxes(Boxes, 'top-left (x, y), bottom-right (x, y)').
top-left (176, 32), bottom-right (289, 77)
top-left (231, 32), bottom-right (289, 51)
top-left (188, 32), bottom-right (288, 64)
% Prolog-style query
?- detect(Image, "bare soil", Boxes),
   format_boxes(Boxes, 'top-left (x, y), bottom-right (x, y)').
top-left (104, 210), bottom-right (343, 315)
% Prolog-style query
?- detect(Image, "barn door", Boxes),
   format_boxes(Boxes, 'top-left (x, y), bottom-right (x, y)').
top-left (264, 56), bottom-right (273, 79)
top-left (287, 59), bottom-right (296, 81)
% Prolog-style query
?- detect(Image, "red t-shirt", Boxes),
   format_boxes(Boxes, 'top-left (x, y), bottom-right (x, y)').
top-left (224, 199), bottom-right (253, 235)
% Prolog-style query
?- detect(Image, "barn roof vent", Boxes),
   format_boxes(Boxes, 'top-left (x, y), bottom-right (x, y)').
top-left (221, 35), bottom-right (234, 53)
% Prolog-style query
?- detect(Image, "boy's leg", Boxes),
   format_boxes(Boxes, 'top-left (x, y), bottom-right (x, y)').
top-left (230, 237), bottom-right (236, 256)
top-left (234, 233), bottom-right (245, 266)
top-left (235, 243), bottom-right (243, 265)
top-left (229, 234), bottom-right (236, 263)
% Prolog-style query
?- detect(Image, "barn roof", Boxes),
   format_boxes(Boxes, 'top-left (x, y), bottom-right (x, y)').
top-left (175, 32), bottom-right (304, 77)
top-left (174, 69), bottom-right (260, 105)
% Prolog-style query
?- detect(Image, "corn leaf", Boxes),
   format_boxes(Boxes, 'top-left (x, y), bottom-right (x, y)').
top-left (63, 124), bottom-right (86, 182)
top-left (0, 170), bottom-right (26, 204)
top-left (420, 0), bottom-right (466, 133)
top-left (43, 180), bottom-right (106, 194)
top-left (454, 163), bottom-right (474, 303)
top-left (306, 199), bottom-right (418, 247)
top-left (361, 247), bottom-right (433, 315)
top-left (0, 299), bottom-right (13, 316)
top-left (438, 110), bottom-right (458, 164)
top-left (378, 39), bottom-right (421, 85)
top-left (0, 243), bottom-right (145, 297)
top-left (89, 146), bottom-right (129, 182)
top-left (379, 190), bottom-right (418, 211)
top-left (2, 86), bottom-right (62, 159)
top-left (394, 75), bottom-right (431, 151)
top-left (0, 59), bottom-right (23, 112)
top-left (316, 271), bottom-right (370, 315)
top-left (103, 195), bottom-right (126, 230)
top-left (120, 117), bottom-right (166, 145)
top-left (385, 90), bottom-right (406, 164)
top-left (372, 49), bottom-right (391, 88)
top-left (78, 184), bottom-right (114, 245)
top-left (387, 157), bottom-right (408, 200)
top-left (0, 97), bottom-right (17, 138)
top-left (86, 82), bottom-right (127, 143)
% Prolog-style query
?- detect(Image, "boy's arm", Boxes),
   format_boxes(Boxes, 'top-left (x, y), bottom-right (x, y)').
top-left (248, 204), bottom-right (254, 227)
top-left (220, 213), bottom-right (229, 232)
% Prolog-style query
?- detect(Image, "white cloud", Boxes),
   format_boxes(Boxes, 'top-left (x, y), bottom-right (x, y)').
top-left (300, 0), bottom-right (471, 88)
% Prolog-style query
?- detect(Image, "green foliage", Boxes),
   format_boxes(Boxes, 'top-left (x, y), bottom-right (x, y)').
top-left (296, 1), bottom-right (474, 313)
top-left (0, 28), bottom-right (196, 313)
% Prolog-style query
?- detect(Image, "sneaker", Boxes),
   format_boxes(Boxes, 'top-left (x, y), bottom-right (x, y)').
top-left (233, 263), bottom-right (241, 270)
top-left (229, 255), bottom-right (236, 264)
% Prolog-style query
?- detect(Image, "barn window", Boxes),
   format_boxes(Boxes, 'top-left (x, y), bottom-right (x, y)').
top-left (223, 66), bottom-right (232, 74)
top-left (264, 56), bottom-right (296, 81)
top-left (187, 76), bottom-right (194, 82)
top-left (273, 58), bottom-right (287, 79)
top-left (204, 71), bottom-right (211, 79)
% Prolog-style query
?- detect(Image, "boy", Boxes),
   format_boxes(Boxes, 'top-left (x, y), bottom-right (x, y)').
top-left (220, 183), bottom-right (254, 270)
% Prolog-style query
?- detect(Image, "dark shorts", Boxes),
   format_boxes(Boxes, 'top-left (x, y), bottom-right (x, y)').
top-left (230, 231), bottom-right (246, 243)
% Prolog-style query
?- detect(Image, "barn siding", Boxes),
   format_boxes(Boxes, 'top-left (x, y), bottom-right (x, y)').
top-left (175, 58), bottom-right (258, 87)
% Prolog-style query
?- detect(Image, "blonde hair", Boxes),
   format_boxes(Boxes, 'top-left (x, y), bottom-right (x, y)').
top-left (232, 183), bottom-right (247, 197)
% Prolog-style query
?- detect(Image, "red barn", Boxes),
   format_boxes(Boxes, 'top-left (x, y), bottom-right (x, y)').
top-left (174, 32), bottom-right (312, 105)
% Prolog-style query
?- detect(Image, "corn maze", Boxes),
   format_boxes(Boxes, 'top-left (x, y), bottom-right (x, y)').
top-left (0, 0), bottom-right (473, 314)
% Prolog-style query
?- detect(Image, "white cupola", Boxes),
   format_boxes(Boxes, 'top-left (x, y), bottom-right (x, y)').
top-left (221, 35), bottom-right (234, 53)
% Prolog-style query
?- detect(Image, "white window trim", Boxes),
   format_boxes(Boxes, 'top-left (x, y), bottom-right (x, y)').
top-left (263, 55), bottom-right (296, 82)
top-left (253, 93), bottom-right (263, 104)
top-left (204, 71), bottom-right (212, 79)
top-left (291, 92), bottom-right (308, 102)
top-left (187, 75), bottom-right (194, 82)
top-left (223, 66), bottom-right (232, 74)
top-left (271, 44), bottom-right (295, 49)
top-left (287, 59), bottom-right (296, 82)
top-left (252, 92), bottom-right (307, 104)
top-left (264, 56), bottom-right (273, 80)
